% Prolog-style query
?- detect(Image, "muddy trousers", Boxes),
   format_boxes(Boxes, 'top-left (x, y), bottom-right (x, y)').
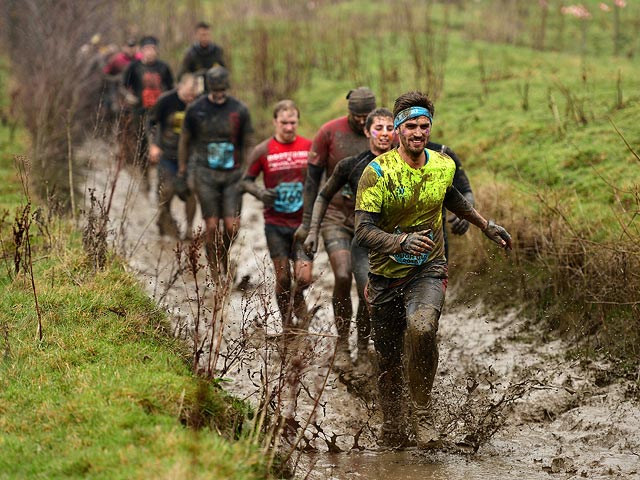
top-left (351, 238), bottom-right (370, 357)
top-left (368, 273), bottom-right (446, 430)
top-left (157, 160), bottom-right (196, 238)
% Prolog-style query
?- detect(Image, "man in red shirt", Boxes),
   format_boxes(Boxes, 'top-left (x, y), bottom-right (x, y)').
top-left (295, 87), bottom-right (376, 370)
top-left (103, 38), bottom-right (141, 77)
top-left (242, 100), bottom-right (313, 331)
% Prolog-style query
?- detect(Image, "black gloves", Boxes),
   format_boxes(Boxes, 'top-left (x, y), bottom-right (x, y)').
top-left (482, 220), bottom-right (512, 250)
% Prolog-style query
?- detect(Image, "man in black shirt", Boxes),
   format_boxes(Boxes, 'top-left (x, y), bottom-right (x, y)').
top-left (177, 21), bottom-right (225, 92)
top-left (177, 66), bottom-right (254, 277)
top-left (121, 36), bottom-right (174, 191)
top-left (148, 74), bottom-right (199, 240)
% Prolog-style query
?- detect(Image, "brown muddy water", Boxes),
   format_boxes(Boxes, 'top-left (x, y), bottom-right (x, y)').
top-left (81, 139), bottom-right (640, 480)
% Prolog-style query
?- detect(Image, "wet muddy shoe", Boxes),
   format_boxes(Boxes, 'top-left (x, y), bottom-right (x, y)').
top-left (413, 411), bottom-right (443, 450)
top-left (377, 423), bottom-right (416, 450)
top-left (332, 347), bottom-right (352, 373)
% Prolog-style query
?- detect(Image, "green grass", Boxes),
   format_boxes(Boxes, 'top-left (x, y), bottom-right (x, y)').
top-left (0, 114), bottom-right (267, 478)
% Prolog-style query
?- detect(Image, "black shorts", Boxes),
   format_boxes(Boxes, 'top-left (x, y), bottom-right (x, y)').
top-left (192, 165), bottom-right (242, 219)
top-left (265, 224), bottom-right (312, 261)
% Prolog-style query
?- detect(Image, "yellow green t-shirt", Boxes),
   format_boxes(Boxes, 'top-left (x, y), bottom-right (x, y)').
top-left (355, 148), bottom-right (456, 278)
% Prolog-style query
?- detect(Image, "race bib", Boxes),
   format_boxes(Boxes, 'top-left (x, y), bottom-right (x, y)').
top-left (207, 141), bottom-right (235, 170)
top-left (273, 182), bottom-right (303, 213)
top-left (389, 229), bottom-right (433, 265)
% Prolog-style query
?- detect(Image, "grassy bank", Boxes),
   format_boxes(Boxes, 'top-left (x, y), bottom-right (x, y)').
top-left (0, 123), bottom-right (267, 478)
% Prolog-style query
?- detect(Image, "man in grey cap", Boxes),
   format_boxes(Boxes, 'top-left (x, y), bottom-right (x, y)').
top-left (177, 66), bottom-right (254, 278)
top-left (295, 86), bottom-right (377, 372)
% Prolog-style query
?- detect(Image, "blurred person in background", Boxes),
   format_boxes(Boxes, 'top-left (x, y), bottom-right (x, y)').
top-left (176, 66), bottom-right (254, 279)
top-left (102, 38), bottom-right (141, 122)
top-left (177, 21), bottom-right (225, 93)
top-left (147, 74), bottom-right (199, 240)
top-left (121, 35), bottom-right (174, 192)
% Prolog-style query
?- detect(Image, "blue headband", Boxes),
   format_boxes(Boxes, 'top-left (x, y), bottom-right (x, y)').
top-left (394, 106), bottom-right (433, 129)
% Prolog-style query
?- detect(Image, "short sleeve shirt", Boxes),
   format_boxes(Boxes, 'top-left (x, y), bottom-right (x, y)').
top-left (355, 148), bottom-right (456, 278)
top-left (246, 136), bottom-right (312, 227)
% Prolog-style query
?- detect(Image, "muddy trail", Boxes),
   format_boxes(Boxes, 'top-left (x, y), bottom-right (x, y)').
top-left (81, 138), bottom-right (640, 479)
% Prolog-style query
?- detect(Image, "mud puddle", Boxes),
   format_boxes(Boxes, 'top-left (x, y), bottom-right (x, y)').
top-left (80, 138), bottom-right (640, 479)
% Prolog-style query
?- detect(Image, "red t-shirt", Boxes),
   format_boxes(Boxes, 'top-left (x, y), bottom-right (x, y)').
top-left (103, 51), bottom-right (142, 75)
top-left (246, 135), bottom-right (312, 227)
top-left (308, 116), bottom-right (369, 225)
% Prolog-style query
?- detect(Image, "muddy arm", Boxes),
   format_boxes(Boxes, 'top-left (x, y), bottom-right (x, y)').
top-left (443, 186), bottom-right (485, 229)
top-left (354, 210), bottom-right (405, 254)
top-left (177, 128), bottom-right (192, 176)
top-left (300, 164), bottom-right (324, 230)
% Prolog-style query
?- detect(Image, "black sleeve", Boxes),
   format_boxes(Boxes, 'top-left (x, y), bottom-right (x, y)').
top-left (147, 97), bottom-right (163, 145)
top-left (443, 186), bottom-right (474, 219)
top-left (301, 164), bottom-right (325, 228)
top-left (163, 64), bottom-right (174, 90)
top-left (444, 146), bottom-right (473, 196)
top-left (177, 49), bottom-right (193, 79)
top-left (319, 158), bottom-right (350, 201)
top-left (215, 45), bottom-right (226, 68)
top-left (122, 61), bottom-right (135, 90)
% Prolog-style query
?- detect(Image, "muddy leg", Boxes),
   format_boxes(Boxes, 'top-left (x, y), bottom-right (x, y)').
top-left (156, 164), bottom-right (179, 238)
top-left (371, 298), bottom-right (411, 447)
top-left (221, 215), bottom-right (240, 278)
top-left (184, 192), bottom-right (197, 240)
top-left (273, 257), bottom-right (294, 332)
top-left (292, 258), bottom-right (313, 330)
top-left (328, 248), bottom-right (353, 369)
top-left (204, 217), bottom-right (223, 278)
top-left (404, 276), bottom-right (447, 448)
top-left (352, 238), bottom-right (371, 365)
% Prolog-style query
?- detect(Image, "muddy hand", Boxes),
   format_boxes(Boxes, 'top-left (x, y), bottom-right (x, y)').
top-left (482, 220), bottom-right (512, 251)
top-left (293, 224), bottom-right (309, 244)
top-left (401, 230), bottom-right (434, 255)
top-left (259, 188), bottom-right (279, 207)
top-left (303, 230), bottom-right (319, 256)
top-left (448, 213), bottom-right (470, 235)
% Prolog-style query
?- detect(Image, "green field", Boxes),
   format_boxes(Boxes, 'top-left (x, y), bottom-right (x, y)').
top-left (1, 1), bottom-right (639, 478)
top-left (0, 65), bottom-right (268, 479)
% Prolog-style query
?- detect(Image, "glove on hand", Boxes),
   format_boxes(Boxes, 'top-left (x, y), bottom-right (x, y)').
top-left (174, 175), bottom-right (190, 202)
top-left (400, 230), bottom-right (434, 255)
top-left (482, 220), bottom-right (512, 250)
top-left (293, 224), bottom-right (309, 244)
top-left (259, 188), bottom-right (279, 207)
top-left (303, 230), bottom-right (319, 256)
top-left (448, 214), bottom-right (470, 235)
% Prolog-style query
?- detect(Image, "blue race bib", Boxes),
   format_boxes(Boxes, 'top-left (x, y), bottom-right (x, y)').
top-left (389, 229), bottom-right (433, 265)
top-left (207, 141), bottom-right (235, 170)
top-left (273, 182), bottom-right (303, 213)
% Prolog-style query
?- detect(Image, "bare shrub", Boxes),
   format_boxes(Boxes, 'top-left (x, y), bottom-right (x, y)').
top-left (1, 0), bottom-right (117, 209)
top-left (82, 189), bottom-right (109, 271)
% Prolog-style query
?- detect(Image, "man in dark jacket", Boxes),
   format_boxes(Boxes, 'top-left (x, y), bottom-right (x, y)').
top-left (177, 21), bottom-right (225, 92)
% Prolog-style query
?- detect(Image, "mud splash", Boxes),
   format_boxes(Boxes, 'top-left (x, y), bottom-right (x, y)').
top-left (81, 138), bottom-right (640, 479)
